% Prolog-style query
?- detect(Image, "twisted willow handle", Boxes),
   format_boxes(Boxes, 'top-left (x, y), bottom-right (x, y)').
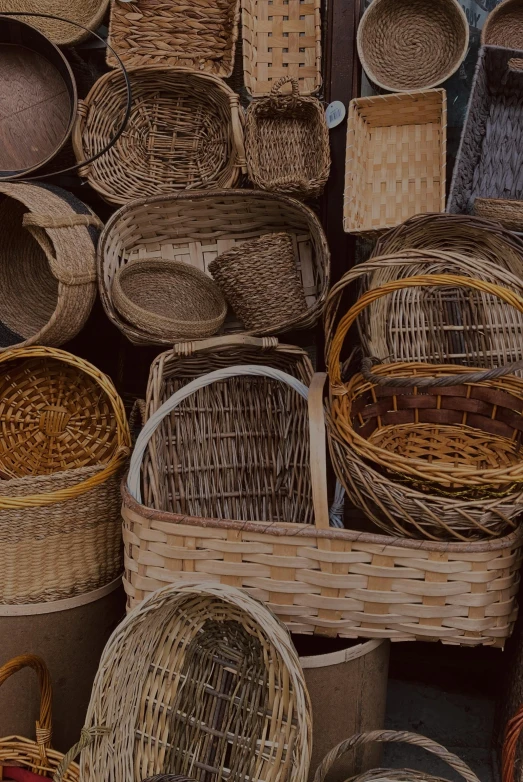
top-left (313, 731), bottom-right (481, 782)
top-left (360, 356), bottom-right (523, 387)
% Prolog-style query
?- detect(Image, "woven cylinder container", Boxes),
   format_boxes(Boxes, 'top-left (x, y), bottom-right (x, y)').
top-left (73, 67), bottom-right (246, 206)
top-left (0, 183), bottom-right (99, 350)
top-left (0, 2), bottom-right (109, 49)
top-left (482, 0), bottom-right (523, 49)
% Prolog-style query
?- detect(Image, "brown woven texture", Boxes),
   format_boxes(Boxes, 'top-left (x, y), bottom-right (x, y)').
top-left (448, 46), bottom-right (523, 218)
top-left (344, 90), bottom-right (447, 234)
top-left (482, 0), bottom-right (523, 48)
top-left (474, 197), bottom-right (523, 232)
top-left (79, 582), bottom-right (311, 782)
top-left (73, 68), bottom-right (246, 206)
top-left (111, 259), bottom-right (227, 344)
top-left (0, 0), bottom-right (109, 45)
top-left (209, 232), bottom-right (307, 332)
top-left (357, 0), bottom-right (468, 91)
top-left (242, 0), bottom-right (321, 97)
top-left (245, 76), bottom-right (330, 198)
top-left (502, 703), bottom-right (523, 782)
top-left (107, 0), bottom-right (240, 76)
top-left (0, 183), bottom-right (98, 350)
top-left (98, 190), bottom-right (329, 344)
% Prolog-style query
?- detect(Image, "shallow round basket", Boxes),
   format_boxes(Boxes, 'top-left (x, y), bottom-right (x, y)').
top-left (473, 197), bottom-right (523, 233)
top-left (112, 259), bottom-right (227, 343)
top-left (482, 0), bottom-right (523, 48)
top-left (0, 1), bottom-right (110, 46)
top-left (357, 0), bottom-right (469, 91)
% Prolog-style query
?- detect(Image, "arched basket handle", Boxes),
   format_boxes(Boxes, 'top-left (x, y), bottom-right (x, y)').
top-left (0, 655), bottom-right (52, 758)
top-left (271, 76), bottom-right (300, 97)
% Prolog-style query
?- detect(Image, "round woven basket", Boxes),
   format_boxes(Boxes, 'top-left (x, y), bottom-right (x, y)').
top-left (473, 197), bottom-right (523, 233)
top-left (482, 0), bottom-right (523, 48)
top-left (0, 183), bottom-right (99, 351)
top-left (357, 0), bottom-right (469, 91)
top-left (111, 259), bottom-right (227, 343)
top-left (0, 1), bottom-right (110, 46)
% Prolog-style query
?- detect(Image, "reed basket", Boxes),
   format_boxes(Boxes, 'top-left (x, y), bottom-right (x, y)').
top-left (473, 197), bottom-right (523, 233)
top-left (482, 0), bottom-right (523, 49)
top-left (0, 0), bottom-right (109, 45)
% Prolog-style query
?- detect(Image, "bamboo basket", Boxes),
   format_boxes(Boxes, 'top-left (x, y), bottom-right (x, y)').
top-left (482, 0), bottom-right (523, 49)
top-left (73, 68), bottom-right (246, 206)
top-left (473, 198), bottom-right (523, 233)
top-left (0, 1), bottom-right (109, 47)
top-left (344, 90), bottom-right (447, 234)
top-left (245, 76), bottom-right (331, 199)
top-left (98, 190), bottom-right (329, 345)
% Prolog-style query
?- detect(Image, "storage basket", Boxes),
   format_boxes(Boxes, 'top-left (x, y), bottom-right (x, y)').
top-left (473, 197), bottom-right (523, 232)
top-left (63, 582), bottom-right (312, 782)
top-left (123, 369), bottom-right (523, 645)
top-left (98, 190), bottom-right (329, 345)
top-left (242, 0), bottom-right (321, 97)
top-left (448, 46), bottom-right (523, 218)
top-left (0, 1), bottom-right (109, 45)
top-left (357, 0), bottom-right (469, 92)
top-left (482, 0), bottom-right (523, 49)
top-left (73, 67), bottom-right (246, 206)
top-left (245, 76), bottom-right (330, 199)
top-left (344, 90), bottom-right (447, 234)
top-left (107, 0), bottom-right (240, 77)
top-left (111, 259), bottom-right (227, 343)
top-left (209, 232), bottom-right (307, 332)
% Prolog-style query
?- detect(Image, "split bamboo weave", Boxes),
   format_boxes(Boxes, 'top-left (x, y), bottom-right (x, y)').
top-left (73, 68), bottom-right (246, 206)
top-left (0, 0), bottom-right (109, 45)
top-left (0, 183), bottom-right (99, 350)
top-left (482, 0), bottom-right (523, 49)
top-left (245, 76), bottom-right (330, 199)
top-left (242, 0), bottom-right (321, 96)
top-left (107, 0), bottom-right (240, 76)
top-left (473, 198), bottom-right (523, 233)
top-left (344, 90), bottom-right (447, 234)
top-left (77, 582), bottom-right (312, 782)
top-left (98, 190), bottom-right (329, 344)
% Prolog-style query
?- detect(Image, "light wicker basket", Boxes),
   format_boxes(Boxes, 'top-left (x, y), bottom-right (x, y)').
top-left (473, 197), bottom-right (523, 233)
top-left (0, 1), bottom-right (109, 46)
top-left (98, 190), bottom-right (329, 345)
top-left (73, 67), bottom-right (246, 206)
top-left (245, 76), bottom-right (331, 199)
top-left (344, 90), bottom-right (447, 234)
top-left (107, 0), bottom-right (240, 76)
top-left (482, 0), bottom-right (523, 49)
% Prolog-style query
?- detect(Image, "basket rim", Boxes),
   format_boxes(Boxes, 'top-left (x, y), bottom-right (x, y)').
top-left (481, 0), bottom-right (523, 45)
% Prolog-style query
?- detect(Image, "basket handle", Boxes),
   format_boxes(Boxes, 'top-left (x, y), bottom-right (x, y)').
top-left (502, 704), bottom-right (523, 782)
top-left (0, 655), bottom-right (52, 756)
top-left (172, 335), bottom-right (279, 355)
top-left (328, 274), bottom-right (523, 389)
top-left (313, 731), bottom-right (481, 782)
top-left (52, 727), bottom-right (107, 782)
top-left (271, 76), bottom-right (300, 97)
top-left (229, 95), bottom-right (247, 174)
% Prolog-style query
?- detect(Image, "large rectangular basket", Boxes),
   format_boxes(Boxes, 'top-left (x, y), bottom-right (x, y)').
top-left (344, 90), bottom-right (447, 234)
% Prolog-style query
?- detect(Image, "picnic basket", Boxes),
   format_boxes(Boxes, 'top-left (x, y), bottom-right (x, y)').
top-left (98, 190), bottom-right (329, 345)
top-left (245, 76), bottom-right (330, 198)
top-left (482, 0), bottom-right (523, 49)
top-left (0, 0), bottom-right (109, 46)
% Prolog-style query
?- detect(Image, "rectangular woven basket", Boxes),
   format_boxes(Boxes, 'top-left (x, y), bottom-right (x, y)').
top-left (344, 89), bottom-right (447, 234)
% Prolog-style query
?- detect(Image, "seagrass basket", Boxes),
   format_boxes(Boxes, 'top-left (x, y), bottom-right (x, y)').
top-left (482, 0), bottom-right (523, 49)
top-left (107, 0), bottom-right (240, 76)
top-left (357, 0), bottom-right (468, 91)
top-left (73, 68), bottom-right (246, 206)
top-left (0, 1), bottom-right (109, 46)
top-left (473, 197), bottom-right (523, 233)
top-left (98, 190), bottom-right (329, 345)
top-left (0, 183), bottom-right (99, 350)
top-left (245, 76), bottom-right (330, 199)
top-left (65, 582), bottom-right (311, 782)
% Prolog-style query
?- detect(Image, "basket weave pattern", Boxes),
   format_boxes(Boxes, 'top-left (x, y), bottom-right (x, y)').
top-left (473, 197), bottom-right (523, 232)
top-left (0, 0), bottom-right (109, 45)
top-left (482, 0), bottom-right (523, 49)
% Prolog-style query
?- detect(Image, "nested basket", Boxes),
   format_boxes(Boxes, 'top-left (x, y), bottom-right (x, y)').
top-left (67, 582), bottom-right (311, 782)
top-left (0, 346), bottom-right (130, 604)
top-left (482, 0), bottom-right (523, 49)
top-left (245, 76), bottom-right (330, 199)
top-left (73, 68), bottom-right (246, 206)
top-left (0, 1), bottom-right (109, 45)
top-left (98, 190), bottom-right (329, 345)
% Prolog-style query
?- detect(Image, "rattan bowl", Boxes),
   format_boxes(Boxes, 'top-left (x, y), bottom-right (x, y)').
top-left (482, 0), bottom-right (523, 48)
top-left (357, 0), bottom-right (469, 91)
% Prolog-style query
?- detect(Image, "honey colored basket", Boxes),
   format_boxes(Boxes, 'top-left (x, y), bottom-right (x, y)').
top-left (482, 0), bottom-right (523, 49)
top-left (0, 1), bottom-right (109, 46)
top-left (73, 67), bottom-right (246, 206)
top-left (245, 76), bottom-right (330, 199)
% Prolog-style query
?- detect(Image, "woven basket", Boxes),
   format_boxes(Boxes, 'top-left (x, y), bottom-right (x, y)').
top-left (98, 190), bottom-right (329, 345)
top-left (502, 703), bottom-right (523, 782)
top-left (107, 0), bottom-right (239, 77)
top-left (448, 46), bottom-right (523, 218)
top-left (0, 183), bottom-right (99, 350)
top-left (209, 232), bottom-right (307, 332)
top-left (242, 0), bottom-right (321, 97)
top-left (0, 1), bottom-right (109, 46)
top-left (111, 259), bottom-right (227, 344)
top-left (0, 655), bottom-right (79, 782)
top-left (344, 90), bottom-right (447, 234)
top-left (245, 76), bottom-right (330, 199)
top-left (482, 0), bottom-right (523, 49)
top-left (73, 67), bottom-right (246, 206)
top-left (66, 582), bottom-right (311, 782)
top-left (357, 0), bottom-right (469, 92)
top-left (473, 197), bottom-right (523, 232)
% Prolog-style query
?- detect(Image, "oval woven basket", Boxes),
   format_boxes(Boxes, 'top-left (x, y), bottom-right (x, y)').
top-left (357, 0), bottom-right (469, 91)
top-left (482, 0), bottom-right (523, 49)
top-left (74, 67), bottom-right (246, 206)
top-left (0, 1), bottom-right (109, 45)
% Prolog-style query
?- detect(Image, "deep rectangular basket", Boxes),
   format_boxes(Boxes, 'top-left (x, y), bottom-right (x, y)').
top-left (344, 89), bottom-right (447, 234)
top-left (448, 46), bottom-right (523, 217)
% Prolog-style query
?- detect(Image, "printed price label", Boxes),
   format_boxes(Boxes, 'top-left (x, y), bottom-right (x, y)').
top-left (325, 101), bottom-right (346, 129)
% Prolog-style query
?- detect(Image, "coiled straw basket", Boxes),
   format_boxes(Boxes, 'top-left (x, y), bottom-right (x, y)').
top-left (482, 0), bottom-right (523, 49)
top-left (0, 1), bottom-right (109, 47)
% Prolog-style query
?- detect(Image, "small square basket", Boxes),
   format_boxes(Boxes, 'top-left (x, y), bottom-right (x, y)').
top-left (344, 89), bottom-right (447, 235)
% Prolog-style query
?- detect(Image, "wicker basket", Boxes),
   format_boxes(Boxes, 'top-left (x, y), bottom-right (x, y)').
top-left (0, 183), bottom-right (99, 350)
top-left (448, 46), bottom-right (523, 218)
top-left (0, 1), bottom-right (109, 46)
top-left (482, 0), bottom-right (523, 49)
top-left (473, 197), bottom-right (523, 232)
top-left (73, 67), bottom-right (246, 206)
top-left (502, 702), bottom-right (523, 782)
top-left (344, 90), bottom-right (447, 234)
top-left (111, 259), bottom-right (227, 344)
top-left (98, 190), bottom-right (329, 345)
top-left (245, 76), bottom-right (330, 199)
top-left (107, 0), bottom-right (239, 77)
top-left (65, 582), bottom-right (311, 782)
top-left (242, 0), bottom-right (321, 97)
top-left (357, 0), bottom-right (469, 92)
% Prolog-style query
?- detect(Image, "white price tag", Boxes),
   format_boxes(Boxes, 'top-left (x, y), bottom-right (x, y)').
top-left (325, 100), bottom-right (346, 129)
